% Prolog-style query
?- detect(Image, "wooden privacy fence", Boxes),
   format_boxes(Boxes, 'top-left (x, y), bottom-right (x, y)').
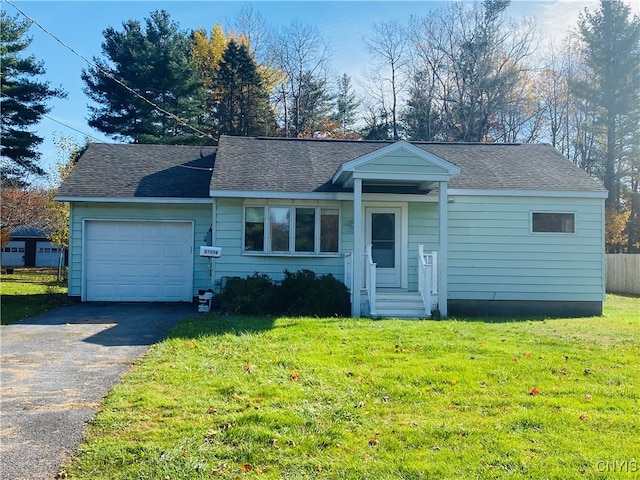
top-left (606, 254), bottom-right (640, 295)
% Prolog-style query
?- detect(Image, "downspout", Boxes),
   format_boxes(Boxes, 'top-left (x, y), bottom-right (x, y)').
top-left (210, 198), bottom-right (216, 290)
top-left (438, 181), bottom-right (448, 317)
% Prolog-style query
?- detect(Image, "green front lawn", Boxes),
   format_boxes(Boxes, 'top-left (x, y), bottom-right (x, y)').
top-left (63, 295), bottom-right (639, 479)
top-left (0, 268), bottom-right (70, 325)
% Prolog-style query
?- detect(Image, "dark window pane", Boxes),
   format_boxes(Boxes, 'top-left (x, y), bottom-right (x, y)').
top-left (244, 207), bottom-right (265, 251)
top-left (270, 207), bottom-right (290, 251)
top-left (371, 213), bottom-right (395, 267)
top-left (532, 213), bottom-right (575, 233)
top-left (320, 209), bottom-right (339, 253)
top-left (295, 208), bottom-right (315, 252)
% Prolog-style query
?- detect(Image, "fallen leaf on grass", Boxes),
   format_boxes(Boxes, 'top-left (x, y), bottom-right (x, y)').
top-left (290, 370), bottom-right (300, 381)
top-left (243, 363), bottom-right (255, 373)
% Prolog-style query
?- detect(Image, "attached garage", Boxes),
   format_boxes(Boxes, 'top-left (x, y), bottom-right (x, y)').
top-left (84, 220), bottom-right (194, 302)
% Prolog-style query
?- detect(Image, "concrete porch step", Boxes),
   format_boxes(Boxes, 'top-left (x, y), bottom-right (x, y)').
top-left (373, 291), bottom-right (429, 319)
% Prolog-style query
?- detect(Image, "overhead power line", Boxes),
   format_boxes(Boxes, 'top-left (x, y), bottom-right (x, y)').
top-left (0, 92), bottom-right (111, 144)
top-left (4, 0), bottom-right (216, 143)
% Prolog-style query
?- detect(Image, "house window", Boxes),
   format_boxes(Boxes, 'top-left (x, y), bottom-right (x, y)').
top-left (320, 209), bottom-right (339, 253)
top-left (295, 208), bottom-right (315, 252)
top-left (532, 212), bottom-right (575, 233)
top-left (270, 207), bottom-right (290, 252)
top-left (244, 207), bottom-right (265, 251)
top-left (244, 205), bottom-right (340, 254)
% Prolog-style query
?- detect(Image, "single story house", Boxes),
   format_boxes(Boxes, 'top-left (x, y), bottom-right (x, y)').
top-left (1, 227), bottom-right (65, 268)
top-left (55, 135), bottom-right (607, 318)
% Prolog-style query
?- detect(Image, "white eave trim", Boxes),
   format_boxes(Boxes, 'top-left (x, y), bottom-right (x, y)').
top-left (447, 188), bottom-right (609, 199)
top-left (210, 190), bottom-right (349, 200)
top-left (210, 190), bottom-right (439, 203)
top-left (54, 196), bottom-right (213, 204)
top-left (352, 171), bottom-right (452, 182)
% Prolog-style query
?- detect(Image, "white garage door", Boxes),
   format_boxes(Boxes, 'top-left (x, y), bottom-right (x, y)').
top-left (85, 221), bottom-right (193, 302)
top-left (2, 241), bottom-right (25, 267)
top-left (36, 241), bottom-right (61, 267)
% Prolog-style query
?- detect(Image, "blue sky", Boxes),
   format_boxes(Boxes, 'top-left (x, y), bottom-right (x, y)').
top-left (2, 0), bottom-right (624, 182)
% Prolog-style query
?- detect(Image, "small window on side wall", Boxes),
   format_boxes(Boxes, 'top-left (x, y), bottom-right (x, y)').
top-left (532, 212), bottom-right (575, 233)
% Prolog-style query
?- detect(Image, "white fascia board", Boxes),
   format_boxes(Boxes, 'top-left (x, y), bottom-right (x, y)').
top-left (352, 171), bottom-right (452, 182)
top-left (447, 189), bottom-right (609, 199)
top-left (210, 190), bottom-right (351, 201)
top-left (54, 196), bottom-right (213, 204)
top-left (332, 165), bottom-right (348, 185)
top-left (210, 190), bottom-right (439, 203)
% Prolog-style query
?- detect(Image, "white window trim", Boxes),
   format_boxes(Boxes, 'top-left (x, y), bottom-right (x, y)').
top-left (242, 203), bottom-right (341, 256)
top-left (530, 211), bottom-right (576, 234)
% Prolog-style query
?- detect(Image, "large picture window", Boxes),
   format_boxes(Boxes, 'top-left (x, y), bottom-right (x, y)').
top-left (532, 212), bottom-right (575, 233)
top-left (244, 205), bottom-right (340, 254)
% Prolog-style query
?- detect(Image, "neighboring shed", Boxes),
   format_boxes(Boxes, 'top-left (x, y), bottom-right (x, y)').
top-left (1, 227), bottom-right (65, 268)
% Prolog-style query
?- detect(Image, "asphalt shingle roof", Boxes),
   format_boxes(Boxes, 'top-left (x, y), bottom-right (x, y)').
top-left (56, 143), bottom-right (217, 199)
top-left (211, 135), bottom-right (606, 194)
top-left (56, 137), bottom-right (606, 199)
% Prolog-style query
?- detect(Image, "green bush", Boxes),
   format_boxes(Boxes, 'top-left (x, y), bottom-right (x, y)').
top-left (278, 269), bottom-right (351, 317)
top-left (219, 269), bottom-right (351, 317)
top-left (217, 273), bottom-right (277, 315)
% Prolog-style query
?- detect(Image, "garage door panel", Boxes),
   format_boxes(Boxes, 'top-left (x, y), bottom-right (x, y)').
top-left (85, 221), bottom-right (193, 302)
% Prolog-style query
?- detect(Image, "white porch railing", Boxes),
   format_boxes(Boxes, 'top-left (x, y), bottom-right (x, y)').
top-left (344, 252), bottom-right (353, 300)
top-left (418, 245), bottom-right (438, 314)
top-left (365, 245), bottom-right (377, 316)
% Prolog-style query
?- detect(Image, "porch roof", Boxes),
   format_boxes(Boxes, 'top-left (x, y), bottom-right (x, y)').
top-left (331, 141), bottom-right (460, 189)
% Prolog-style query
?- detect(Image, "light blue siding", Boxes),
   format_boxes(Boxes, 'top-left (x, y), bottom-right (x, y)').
top-left (355, 151), bottom-right (450, 175)
top-left (69, 193), bottom-right (605, 306)
top-left (407, 202), bottom-right (439, 290)
top-left (67, 202), bottom-right (212, 298)
top-left (212, 198), bottom-right (352, 290)
top-left (446, 195), bottom-right (605, 302)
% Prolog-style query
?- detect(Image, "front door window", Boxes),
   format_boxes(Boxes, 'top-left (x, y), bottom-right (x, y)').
top-left (371, 213), bottom-right (395, 268)
top-left (366, 207), bottom-right (402, 288)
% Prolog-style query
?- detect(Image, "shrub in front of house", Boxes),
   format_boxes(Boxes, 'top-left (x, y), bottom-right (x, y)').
top-left (218, 269), bottom-right (351, 317)
top-left (277, 269), bottom-right (351, 317)
top-left (217, 273), bottom-right (277, 315)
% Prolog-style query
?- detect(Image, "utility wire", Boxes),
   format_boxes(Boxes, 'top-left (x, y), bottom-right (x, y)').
top-left (1, 92), bottom-right (215, 172)
top-left (1, 92), bottom-right (111, 144)
top-left (5, 0), bottom-right (217, 143)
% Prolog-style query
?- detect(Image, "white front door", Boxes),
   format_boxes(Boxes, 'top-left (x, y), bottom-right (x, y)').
top-left (366, 207), bottom-right (402, 288)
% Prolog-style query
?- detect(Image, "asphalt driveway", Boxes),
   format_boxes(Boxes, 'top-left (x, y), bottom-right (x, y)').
top-left (0, 302), bottom-right (195, 480)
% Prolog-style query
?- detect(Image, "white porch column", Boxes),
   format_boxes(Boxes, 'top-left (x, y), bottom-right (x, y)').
top-left (438, 181), bottom-right (448, 317)
top-left (352, 178), bottom-right (363, 317)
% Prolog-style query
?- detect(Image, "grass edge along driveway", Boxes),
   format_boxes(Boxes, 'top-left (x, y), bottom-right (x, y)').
top-left (63, 295), bottom-right (639, 479)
